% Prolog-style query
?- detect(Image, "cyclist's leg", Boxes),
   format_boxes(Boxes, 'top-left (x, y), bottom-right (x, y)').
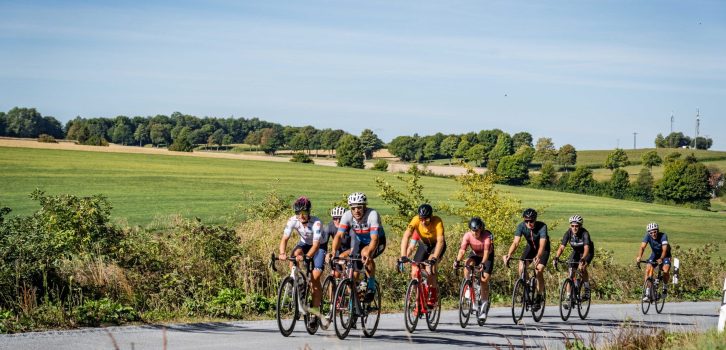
top-left (411, 242), bottom-right (428, 280)
top-left (464, 253), bottom-right (479, 281)
top-left (310, 248), bottom-right (327, 307)
top-left (519, 246), bottom-right (534, 280)
top-left (481, 254), bottom-right (493, 302)
top-left (535, 249), bottom-right (550, 295)
top-left (428, 241), bottom-right (446, 291)
top-left (291, 243), bottom-right (309, 268)
top-left (661, 257), bottom-right (671, 291)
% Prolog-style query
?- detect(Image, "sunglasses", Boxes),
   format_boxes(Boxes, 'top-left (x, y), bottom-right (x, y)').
top-left (332, 217), bottom-right (341, 221)
top-left (570, 224), bottom-right (580, 228)
top-left (350, 206), bottom-right (364, 211)
top-left (524, 219), bottom-right (535, 223)
top-left (648, 229), bottom-right (658, 234)
top-left (295, 210), bottom-right (310, 216)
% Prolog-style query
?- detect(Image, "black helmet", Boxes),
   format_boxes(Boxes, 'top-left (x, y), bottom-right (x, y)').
top-left (522, 208), bottom-right (537, 220)
top-left (469, 217), bottom-right (485, 231)
top-left (293, 196), bottom-right (312, 213)
top-left (417, 204), bottom-right (433, 218)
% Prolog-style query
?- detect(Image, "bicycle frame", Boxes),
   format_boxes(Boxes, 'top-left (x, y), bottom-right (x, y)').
top-left (407, 260), bottom-right (434, 316)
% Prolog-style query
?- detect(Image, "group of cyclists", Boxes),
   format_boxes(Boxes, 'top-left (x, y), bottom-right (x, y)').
top-left (276, 192), bottom-right (672, 329)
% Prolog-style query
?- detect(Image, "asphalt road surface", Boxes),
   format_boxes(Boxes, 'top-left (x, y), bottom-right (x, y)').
top-left (0, 301), bottom-right (719, 350)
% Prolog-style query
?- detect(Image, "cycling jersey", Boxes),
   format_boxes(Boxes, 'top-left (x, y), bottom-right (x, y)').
top-left (283, 215), bottom-right (325, 245)
top-left (337, 208), bottom-right (385, 245)
top-left (324, 221), bottom-right (350, 252)
top-left (406, 216), bottom-right (444, 246)
top-left (643, 231), bottom-right (671, 258)
top-left (560, 228), bottom-right (594, 256)
top-left (460, 230), bottom-right (494, 258)
top-left (514, 221), bottom-right (550, 251)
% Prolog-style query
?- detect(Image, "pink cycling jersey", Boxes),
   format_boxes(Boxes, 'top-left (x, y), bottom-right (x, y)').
top-left (460, 230), bottom-right (493, 256)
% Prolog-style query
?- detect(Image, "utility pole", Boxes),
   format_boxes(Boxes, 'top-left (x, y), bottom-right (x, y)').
top-left (670, 111), bottom-right (674, 134)
top-left (695, 108), bottom-right (701, 149)
top-left (633, 132), bottom-right (638, 149)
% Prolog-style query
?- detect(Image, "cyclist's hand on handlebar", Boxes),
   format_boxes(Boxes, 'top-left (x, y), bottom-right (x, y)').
top-left (452, 260), bottom-right (460, 269)
top-left (428, 257), bottom-right (438, 265)
top-left (552, 258), bottom-right (559, 269)
top-left (279, 253), bottom-right (287, 261)
top-left (398, 256), bottom-right (410, 264)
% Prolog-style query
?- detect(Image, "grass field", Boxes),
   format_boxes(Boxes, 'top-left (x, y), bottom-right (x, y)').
top-left (1, 146), bottom-right (724, 264)
top-left (591, 159), bottom-right (726, 182)
top-left (575, 148), bottom-right (726, 167)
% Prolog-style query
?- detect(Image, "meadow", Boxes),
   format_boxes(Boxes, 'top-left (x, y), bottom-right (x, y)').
top-left (1, 146), bottom-right (724, 264)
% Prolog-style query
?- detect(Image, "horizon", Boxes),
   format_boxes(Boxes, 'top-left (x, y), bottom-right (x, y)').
top-left (1, 1), bottom-right (724, 150)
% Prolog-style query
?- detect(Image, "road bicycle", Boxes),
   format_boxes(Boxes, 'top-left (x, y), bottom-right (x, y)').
top-left (269, 253), bottom-right (319, 337)
top-left (637, 260), bottom-right (667, 314)
top-left (454, 261), bottom-right (489, 327)
top-left (319, 256), bottom-right (346, 330)
top-left (554, 257), bottom-right (591, 321)
top-left (331, 255), bottom-right (381, 339)
top-left (507, 258), bottom-right (546, 324)
top-left (399, 259), bottom-right (441, 333)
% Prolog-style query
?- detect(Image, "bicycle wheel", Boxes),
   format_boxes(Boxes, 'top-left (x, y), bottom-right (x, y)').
top-left (531, 276), bottom-right (545, 322)
top-left (276, 276), bottom-right (297, 337)
top-left (577, 279), bottom-right (591, 320)
top-left (333, 279), bottom-right (355, 340)
top-left (559, 279), bottom-right (573, 321)
top-left (655, 280), bottom-right (666, 314)
top-left (458, 279), bottom-right (473, 328)
top-left (477, 299), bottom-right (490, 327)
top-left (426, 290), bottom-right (441, 331)
top-left (404, 279), bottom-right (420, 333)
top-left (303, 280), bottom-right (319, 335)
top-left (640, 279), bottom-right (652, 315)
top-left (320, 275), bottom-right (336, 330)
top-left (361, 280), bottom-right (381, 338)
top-left (511, 279), bottom-right (526, 324)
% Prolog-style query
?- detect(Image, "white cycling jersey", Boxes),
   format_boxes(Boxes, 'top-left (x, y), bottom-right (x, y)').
top-left (283, 215), bottom-right (325, 245)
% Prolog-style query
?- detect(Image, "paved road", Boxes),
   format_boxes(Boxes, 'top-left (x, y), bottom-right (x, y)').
top-left (0, 302), bottom-right (719, 350)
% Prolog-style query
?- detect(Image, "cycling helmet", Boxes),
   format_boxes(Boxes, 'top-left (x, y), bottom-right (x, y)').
top-left (347, 192), bottom-right (367, 206)
top-left (330, 206), bottom-right (346, 217)
top-left (469, 217), bottom-right (485, 231)
top-left (417, 204), bottom-right (433, 218)
top-left (292, 196), bottom-right (312, 213)
top-left (569, 215), bottom-right (583, 225)
top-left (646, 222), bottom-right (658, 231)
top-left (522, 208), bottom-right (538, 220)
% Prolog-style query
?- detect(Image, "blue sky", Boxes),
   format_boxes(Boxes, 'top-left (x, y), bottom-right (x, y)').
top-left (1, 0), bottom-right (724, 150)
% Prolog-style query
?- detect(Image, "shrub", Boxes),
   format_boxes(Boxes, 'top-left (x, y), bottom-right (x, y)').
top-left (336, 135), bottom-right (364, 168)
top-left (371, 159), bottom-right (388, 171)
top-left (74, 298), bottom-right (139, 326)
top-left (609, 168), bottom-right (630, 199)
top-left (654, 158), bottom-right (711, 209)
top-left (37, 134), bottom-right (57, 143)
top-left (290, 152), bottom-right (313, 164)
top-left (206, 288), bottom-right (273, 318)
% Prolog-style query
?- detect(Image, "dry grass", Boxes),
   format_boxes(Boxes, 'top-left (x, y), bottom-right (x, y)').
top-left (58, 257), bottom-right (133, 300)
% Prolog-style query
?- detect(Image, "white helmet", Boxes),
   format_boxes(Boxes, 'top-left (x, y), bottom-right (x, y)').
top-left (330, 206), bottom-right (346, 217)
top-left (569, 215), bottom-right (583, 225)
top-left (347, 192), bottom-right (367, 206)
top-left (646, 222), bottom-right (659, 231)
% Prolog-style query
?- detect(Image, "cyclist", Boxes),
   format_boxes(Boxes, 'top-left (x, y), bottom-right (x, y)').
top-left (453, 217), bottom-right (494, 319)
top-left (335, 192), bottom-right (386, 301)
top-left (399, 204), bottom-right (446, 307)
top-left (635, 222), bottom-right (671, 301)
top-left (326, 206), bottom-right (350, 278)
top-left (553, 214), bottom-right (594, 305)
top-left (277, 196), bottom-right (326, 327)
top-left (503, 208), bottom-right (550, 310)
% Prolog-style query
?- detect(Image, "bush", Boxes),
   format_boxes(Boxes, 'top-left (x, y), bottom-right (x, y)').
top-left (336, 135), bottom-right (364, 168)
top-left (371, 159), bottom-right (388, 171)
top-left (75, 298), bottom-right (139, 326)
top-left (37, 134), bottom-right (57, 143)
top-left (206, 288), bottom-right (273, 318)
top-left (290, 152), bottom-right (313, 164)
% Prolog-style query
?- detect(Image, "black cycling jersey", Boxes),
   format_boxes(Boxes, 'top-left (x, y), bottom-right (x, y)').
top-left (560, 228), bottom-right (594, 255)
top-left (514, 221), bottom-right (551, 251)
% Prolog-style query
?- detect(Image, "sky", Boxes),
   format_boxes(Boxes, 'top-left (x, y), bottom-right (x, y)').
top-left (1, 0), bottom-right (724, 150)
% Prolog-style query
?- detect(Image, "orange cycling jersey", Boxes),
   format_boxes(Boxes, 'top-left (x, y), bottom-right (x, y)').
top-left (407, 216), bottom-right (444, 246)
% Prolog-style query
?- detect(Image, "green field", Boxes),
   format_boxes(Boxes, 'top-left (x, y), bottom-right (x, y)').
top-left (1, 146), bottom-right (724, 264)
top-left (575, 148), bottom-right (726, 167)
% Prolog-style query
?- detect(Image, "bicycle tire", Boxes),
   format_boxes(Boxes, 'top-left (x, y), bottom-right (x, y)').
top-left (531, 276), bottom-right (545, 322)
top-left (641, 279), bottom-right (652, 315)
top-left (319, 275), bottom-right (336, 330)
top-left (458, 279), bottom-right (473, 328)
top-left (333, 279), bottom-right (355, 340)
top-left (655, 279), bottom-right (666, 314)
top-left (426, 290), bottom-right (441, 331)
top-left (362, 280), bottom-right (381, 338)
top-left (404, 279), bottom-right (420, 333)
top-left (276, 276), bottom-right (297, 337)
top-left (559, 278), bottom-right (574, 321)
top-left (303, 279), bottom-right (319, 335)
top-left (577, 278), bottom-right (591, 320)
top-left (511, 278), bottom-right (526, 324)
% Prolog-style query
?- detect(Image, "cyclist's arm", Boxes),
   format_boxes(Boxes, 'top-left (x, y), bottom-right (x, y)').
top-left (456, 233), bottom-right (469, 263)
top-left (636, 242), bottom-right (647, 261)
top-left (400, 227), bottom-right (413, 257)
top-left (279, 236), bottom-right (290, 258)
top-left (307, 241), bottom-right (320, 259)
top-left (536, 237), bottom-right (546, 260)
top-left (659, 243), bottom-right (668, 261)
top-left (432, 219), bottom-right (445, 259)
top-left (330, 231), bottom-right (342, 254)
top-left (581, 244), bottom-right (590, 262)
top-left (505, 235), bottom-right (521, 261)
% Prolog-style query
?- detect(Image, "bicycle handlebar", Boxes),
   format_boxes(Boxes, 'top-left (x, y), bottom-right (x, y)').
top-left (269, 252), bottom-right (313, 273)
top-left (636, 259), bottom-right (663, 270)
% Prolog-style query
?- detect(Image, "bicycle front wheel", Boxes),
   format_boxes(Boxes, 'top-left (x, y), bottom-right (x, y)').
top-left (320, 275), bottom-right (336, 330)
top-left (511, 279), bottom-right (526, 324)
top-left (641, 279), bottom-right (652, 315)
top-left (426, 290), bottom-right (441, 331)
top-left (303, 280), bottom-right (319, 335)
top-left (458, 279), bottom-right (473, 328)
top-left (276, 276), bottom-right (297, 337)
top-left (655, 280), bottom-right (666, 314)
top-left (559, 279), bottom-right (573, 321)
top-left (333, 279), bottom-right (355, 340)
top-left (531, 277), bottom-right (545, 322)
top-left (404, 279), bottom-right (420, 333)
top-left (362, 280), bottom-right (381, 338)
top-left (577, 279), bottom-right (591, 320)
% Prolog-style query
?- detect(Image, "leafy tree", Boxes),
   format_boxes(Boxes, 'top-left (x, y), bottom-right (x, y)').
top-left (533, 137), bottom-right (557, 163)
top-left (371, 159), bottom-right (388, 171)
top-left (336, 135), bottom-right (364, 168)
top-left (477, 129), bottom-right (503, 154)
top-left (388, 136), bottom-right (418, 162)
top-left (512, 132), bottom-right (533, 149)
top-left (320, 129), bottom-right (346, 155)
top-left (149, 123), bottom-right (170, 147)
top-left (641, 150), bottom-right (662, 169)
top-left (514, 145), bottom-right (535, 164)
top-left (557, 144), bottom-right (577, 170)
top-left (609, 168), bottom-right (630, 199)
top-left (454, 139), bottom-right (471, 160)
top-left (654, 158), bottom-right (711, 209)
top-left (209, 129), bottom-right (225, 150)
top-left (360, 129), bottom-right (384, 160)
top-left (288, 132), bottom-right (307, 152)
top-left (374, 165), bottom-right (431, 231)
top-left (693, 136), bottom-right (713, 150)
top-left (439, 135), bottom-right (460, 165)
top-left (133, 123), bottom-right (149, 146)
top-left (664, 132), bottom-right (691, 148)
top-left (488, 133), bottom-right (514, 162)
top-left (495, 155), bottom-right (529, 185)
top-left (0, 111), bottom-right (6, 136)
top-left (567, 165), bottom-right (598, 193)
top-left (465, 144), bottom-right (487, 166)
top-left (259, 126), bottom-right (284, 155)
top-left (531, 161), bottom-right (557, 188)
top-left (168, 127), bottom-right (194, 152)
top-left (243, 130), bottom-right (262, 151)
top-left (654, 133), bottom-right (666, 148)
top-left (111, 123), bottom-right (132, 145)
top-left (222, 134), bottom-right (233, 148)
top-left (664, 151), bottom-right (681, 164)
top-left (604, 148), bottom-right (630, 170)
top-left (632, 167), bottom-right (654, 202)
top-left (422, 137), bottom-right (440, 161)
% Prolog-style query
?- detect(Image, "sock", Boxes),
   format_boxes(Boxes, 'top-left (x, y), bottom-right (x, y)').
top-left (367, 276), bottom-right (376, 290)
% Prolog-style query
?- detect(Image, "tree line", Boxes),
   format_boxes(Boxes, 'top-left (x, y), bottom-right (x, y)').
top-left (655, 132), bottom-right (713, 150)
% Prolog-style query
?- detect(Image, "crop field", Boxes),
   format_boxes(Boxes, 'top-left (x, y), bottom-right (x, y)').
top-left (1, 146), bottom-right (724, 264)
top-left (575, 148), bottom-right (726, 167)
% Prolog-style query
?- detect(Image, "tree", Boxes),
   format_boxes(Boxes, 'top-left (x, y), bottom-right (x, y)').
top-left (654, 158), bottom-right (711, 209)
top-left (454, 139), bottom-right (471, 160)
top-left (567, 166), bottom-right (598, 193)
top-left (532, 161), bottom-right (557, 188)
top-left (259, 126), bottom-right (284, 155)
top-left (557, 144), bottom-right (577, 170)
top-left (133, 123), bottom-right (149, 146)
top-left (388, 136), bottom-right (418, 162)
top-left (168, 127), bottom-right (194, 152)
top-left (149, 123), bottom-right (170, 147)
top-left (477, 129), bottom-right (503, 154)
top-left (336, 135), bottom-right (364, 168)
top-left (604, 148), bottom-right (630, 170)
top-left (111, 123), bottom-right (132, 145)
top-left (632, 168), bottom-right (654, 202)
top-left (209, 129), bottom-right (225, 150)
top-left (4, 107), bottom-right (45, 138)
top-left (320, 129), bottom-right (346, 155)
top-left (664, 132), bottom-right (691, 148)
top-left (222, 134), bottom-right (233, 148)
top-left (288, 132), bottom-right (307, 152)
top-left (0, 112), bottom-right (6, 136)
top-left (693, 136), bottom-right (713, 150)
top-left (465, 144), bottom-right (487, 166)
top-left (422, 137), bottom-right (440, 161)
top-left (360, 129), bottom-right (384, 160)
top-left (514, 145), bottom-right (535, 164)
top-left (495, 155), bottom-right (529, 185)
top-left (641, 150), bottom-right (662, 169)
top-left (439, 135), bottom-right (459, 165)
top-left (609, 168), bottom-right (630, 199)
top-left (512, 132), bottom-right (533, 149)
top-left (654, 133), bottom-right (666, 148)
top-left (533, 137), bottom-right (557, 163)
top-left (488, 133), bottom-right (514, 162)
